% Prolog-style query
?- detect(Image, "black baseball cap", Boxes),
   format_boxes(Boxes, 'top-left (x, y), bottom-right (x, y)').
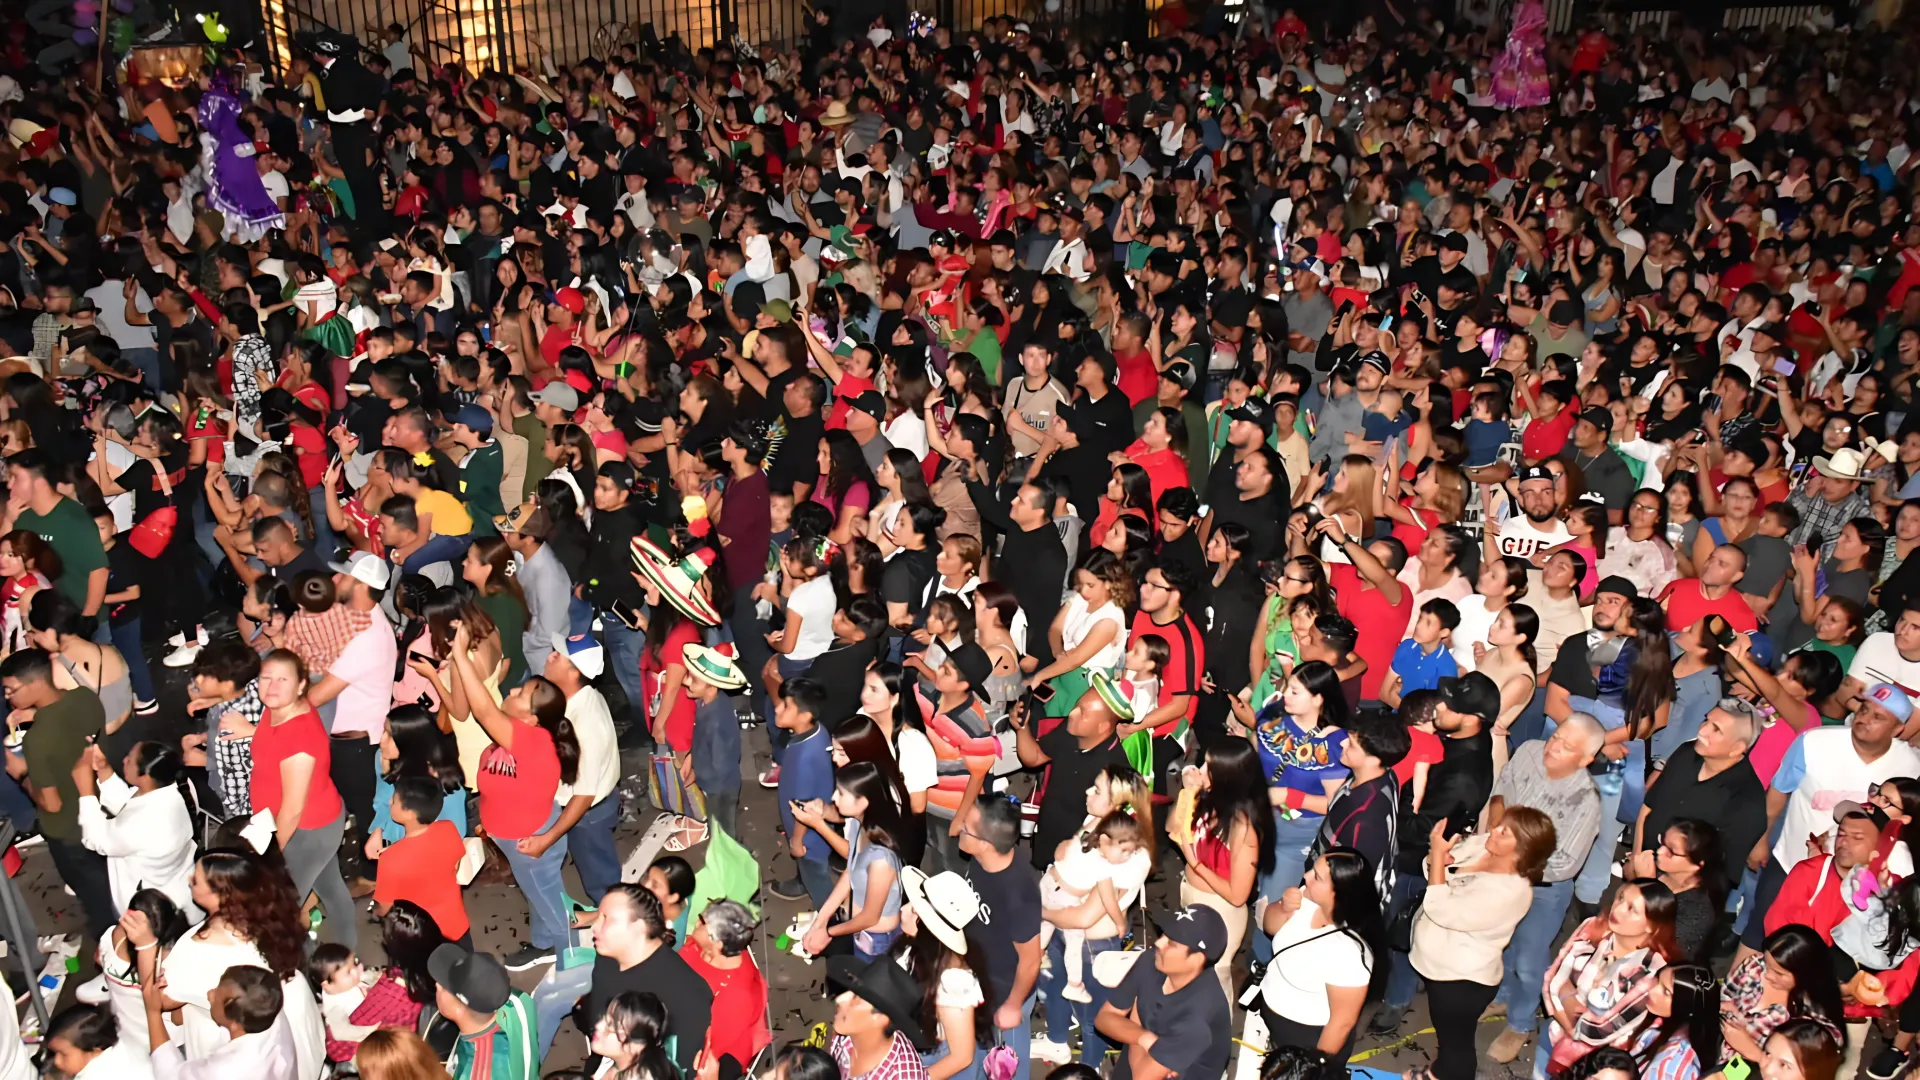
top-left (1161, 360), bottom-right (1198, 392)
top-left (1437, 672), bottom-right (1502, 725)
top-left (1439, 231), bottom-right (1471, 253)
top-left (1226, 397), bottom-right (1276, 435)
top-left (427, 944), bottom-right (510, 1013)
top-left (1517, 464), bottom-right (1556, 485)
top-left (1595, 575), bottom-right (1639, 600)
top-left (1577, 406), bottom-right (1613, 433)
top-left (1154, 905), bottom-right (1231, 963)
top-left (844, 390), bottom-right (887, 420)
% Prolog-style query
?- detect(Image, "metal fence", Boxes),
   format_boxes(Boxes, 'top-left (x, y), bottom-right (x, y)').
top-left (1542, 0), bottom-right (1835, 31)
top-left (263, 0), bottom-right (1145, 78)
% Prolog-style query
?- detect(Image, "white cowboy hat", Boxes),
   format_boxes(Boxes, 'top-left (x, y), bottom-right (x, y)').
top-left (1814, 447), bottom-right (1872, 481)
top-left (902, 866), bottom-right (980, 954)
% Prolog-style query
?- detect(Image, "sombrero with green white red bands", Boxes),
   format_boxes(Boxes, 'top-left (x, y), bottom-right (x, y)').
top-left (630, 536), bottom-right (723, 626)
top-left (1090, 671), bottom-right (1136, 721)
top-left (684, 643), bottom-right (747, 690)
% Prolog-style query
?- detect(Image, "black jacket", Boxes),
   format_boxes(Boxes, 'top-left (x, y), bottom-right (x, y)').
top-left (966, 479), bottom-right (1067, 668)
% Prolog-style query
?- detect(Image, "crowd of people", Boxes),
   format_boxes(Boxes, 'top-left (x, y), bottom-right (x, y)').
top-left (14, 2), bottom-right (1920, 1080)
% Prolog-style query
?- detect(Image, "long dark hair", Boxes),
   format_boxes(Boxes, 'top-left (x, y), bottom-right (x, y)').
top-left (1287, 659), bottom-right (1352, 732)
top-left (1660, 817), bottom-right (1728, 914)
top-left (819, 429), bottom-right (877, 503)
top-left (197, 850), bottom-right (308, 980)
top-left (1627, 879), bottom-right (1684, 963)
top-left (836, 711), bottom-right (923, 867)
top-left (1319, 847), bottom-right (1384, 964)
top-left (467, 536), bottom-right (529, 617)
top-left (1623, 598), bottom-right (1676, 739)
top-left (891, 921), bottom-right (993, 1048)
top-left (125, 887), bottom-right (191, 968)
top-left (867, 660), bottom-right (926, 735)
top-left (522, 675), bottom-right (581, 785)
top-left (1763, 924), bottom-right (1848, 1034)
top-left (1641, 963), bottom-right (1721, 1072)
top-left (383, 703), bottom-right (466, 792)
top-left (1193, 740), bottom-right (1276, 876)
top-left (1885, 876), bottom-right (1920, 975)
top-left (836, 761), bottom-right (907, 859)
top-left (380, 899), bottom-right (448, 1007)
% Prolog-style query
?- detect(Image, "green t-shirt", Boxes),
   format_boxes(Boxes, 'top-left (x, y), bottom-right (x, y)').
top-left (461, 441), bottom-right (506, 536)
top-left (965, 328), bottom-right (1003, 386)
top-left (22, 687), bottom-right (105, 842)
top-left (18, 498), bottom-right (107, 611)
top-left (477, 591), bottom-right (528, 688)
top-left (513, 414), bottom-right (548, 503)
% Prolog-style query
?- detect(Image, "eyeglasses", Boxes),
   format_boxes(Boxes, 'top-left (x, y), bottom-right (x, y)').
top-left (1630, 503), bottom-right (1660, 514)
top-left (1140, 580), bottom-right (1168, 591)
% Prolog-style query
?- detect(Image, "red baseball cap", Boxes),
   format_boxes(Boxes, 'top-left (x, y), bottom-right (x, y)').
top-left (554, 287), bottom-right (586, 315)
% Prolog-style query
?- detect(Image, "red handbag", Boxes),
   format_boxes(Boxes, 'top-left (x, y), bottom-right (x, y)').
top-left (128, 506), bottom-right (177, 558)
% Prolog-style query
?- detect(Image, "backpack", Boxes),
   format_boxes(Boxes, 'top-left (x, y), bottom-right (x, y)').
top-left (495, 991), bottom-right (538, 1080)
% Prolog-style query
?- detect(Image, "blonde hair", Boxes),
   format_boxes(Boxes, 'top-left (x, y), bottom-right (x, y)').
top-left (1324, 454), bottom-right (1379, 538)
top-left (353, 1030), bottom-right (447, 1080)
top-left (1097, 765), bottom-right (1155, 861)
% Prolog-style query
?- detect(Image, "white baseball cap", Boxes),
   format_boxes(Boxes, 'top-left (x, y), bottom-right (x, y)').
top-left (329, 550), bottom-right (391, 591)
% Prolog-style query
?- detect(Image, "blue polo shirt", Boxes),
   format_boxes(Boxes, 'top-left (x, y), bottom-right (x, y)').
top-left (777, 724), bottom-right (835, 862)
top-left (1392, 639), bottom-right (1458, 695)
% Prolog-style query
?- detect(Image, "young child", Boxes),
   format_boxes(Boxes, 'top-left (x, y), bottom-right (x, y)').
top-left (1463, 391), bottom-right (1516, 469)
top-left (1393, 688), bottom-right (1447, 813)
top-left (1040, 808), bottom-right (1150, 1003)
top-left (906, 594), bottom-right (973, 679)
top-left (684, 644), bottom-right (747, 839)
top-left (1115, 633), bottom-right (1167, 739)
top-left (367, 776), bottom-right (470, 944)
top-left (1383, 598), bottom-right (1460, 708)
top-left (308, 943), bottom-right (379, 1063)
top-left (773, 678), bottom-right (836, 906)
top-left (1358, 386), bottom-right (1408, 455)
top-left (385, 452), bottom-right (472, 538)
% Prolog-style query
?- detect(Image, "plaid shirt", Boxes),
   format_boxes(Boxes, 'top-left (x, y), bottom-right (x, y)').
top-left (1543, 918), bottom-right (1666, 1054)
top-left (1721, 952), bottom-right (1842, 1048)
top-left (1785, 483), bottom-right (1874, 556)
top-left (208, 681), bottom-right (264, 818)
top-left (29, 313), bottom-right (61, 363)
top-left (829, 1032), bottom-right (929, 1080)
top-left (285, 606), bottom-right (375, 675)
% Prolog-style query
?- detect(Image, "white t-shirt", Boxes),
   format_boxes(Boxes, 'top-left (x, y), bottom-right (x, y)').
top-left (884, 410), bottom-right (929, 461)
top-left (97, 439), bottom-right (136, 532)
top-left (260, 169), bottom-right (290, 205)
top-left (558, 685), bottom-right (620, 803)
top-left (1772, 726), bottom-right (1920, 870)
top-left (1849, 633), bottom-right (1920, 695)
top-left (1450, 594), bottom-right (1502, 671)
top-left (787, 576), bottom-right (838, 660)
top-left (894, 725), bottom-right (938, 796)
top-left (1496, 516), bottom-right (1571, 561)
top-left (1259, 901), bottom-right (1373, 1025)
top-left (1059, 595), bottom-right (1126, 673)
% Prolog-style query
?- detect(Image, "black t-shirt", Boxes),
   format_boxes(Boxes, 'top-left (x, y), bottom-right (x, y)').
top-left (270, 543), bottom-right (332, 586)
top-left (767, 411), bottom-right (824, 497)
top-left (880, 546), bottom-right (937, 623)
top-left (584, 947), bottom-right (712, 1075)
top-left (806, 637), bottom-right (881, 726)
top-left (1638, 739), bottom-right (1767, 886)
top-left (1565, 447), bottom-right (1636, 515)
top-left (1079, 388), bottom-right (1134, 459)
top-left (1547, 631), bottom-right (1602, 700)
top-left (1031, 726), bottom-right (1130, 870)
top-left (103, 541), bottom-right (142, 626)
top-left (1108, 948), bottom-right (1231, 1080)
top-left (966, 857), bottom-right (1041, 1006)
top-left (1209, 489), bottom-right (1287, 565)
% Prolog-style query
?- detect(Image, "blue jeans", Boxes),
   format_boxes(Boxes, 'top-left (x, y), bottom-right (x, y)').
top-left (598, 617), bottom-right (646, 736)
top-left (1041, 932), bottom-right (1123, 1059)
top-left (308, 485), bottom-right (338, 560)
top-left (530, 952), bottom-right (595, 1058)
top-left (975, 990), bottom-right (1037, 1080)
top-left (1383, 870), bottom-right (1429, 1010)
top-left (496, 804), bottom-right (571, 950)
top-left (109, 616), bottom-right (155, 703)
top-left (798, 855), bottom-right (835, 908)
top-left (1493, 877), bottom-right (1576, 1034)
top-left (922, 1044), bottom-right (978, 1080)
top-left (568, 796), bottom-right (620, 902)
top-left (1254, 810), bottom-right (1322, 962)
top-left (123, 347), bottom-right (162, 396)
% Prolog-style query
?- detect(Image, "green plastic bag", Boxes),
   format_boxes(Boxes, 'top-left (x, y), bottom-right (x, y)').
top-left (688, 820), bottom-right (759, 921)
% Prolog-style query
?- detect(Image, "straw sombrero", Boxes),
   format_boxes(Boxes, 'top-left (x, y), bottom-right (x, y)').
top-left (684, 643), bottom-right (746, 690)
top-left (1090, 671), bottom-right (1136, 721)
top-left (630, 536), bottom-right (723, 625)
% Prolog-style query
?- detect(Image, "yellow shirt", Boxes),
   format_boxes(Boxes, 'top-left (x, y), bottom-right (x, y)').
top-left (415, 488), bottom-right (473, 537)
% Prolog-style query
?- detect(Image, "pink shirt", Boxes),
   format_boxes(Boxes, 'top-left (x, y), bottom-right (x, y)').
top-left (328, 607), bottom-right (398, 738)
top-left (1748, 700), bottom-right (1821, 787)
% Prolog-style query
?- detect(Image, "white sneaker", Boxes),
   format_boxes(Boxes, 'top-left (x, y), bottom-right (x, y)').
top-left (164, 627), bottom-right (208, 669)
top-left (166, 632), bottom-right (186, 648)
top-left (73, 974), bottom-right (107, 1005)
top-left (1030, 1039), bottom-right (1072, 1065)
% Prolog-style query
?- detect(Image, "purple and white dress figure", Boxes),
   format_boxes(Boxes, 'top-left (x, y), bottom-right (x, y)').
top-left (196, 87), bottom-right (284, 241)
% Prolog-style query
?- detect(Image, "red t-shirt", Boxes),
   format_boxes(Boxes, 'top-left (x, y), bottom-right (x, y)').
top-left (476, 721), bottom-right (561, 839)
top-left (374, 819), bottom-right (471, 940)
top-left (1389, 500), bottom-right (1441, 556)
top-left (1332, 564), bottom-right (1412, 702)
top-left (1521, 407), bottom-right (1577, 462)
top-left (1114, 350), bottom-right (1158, 406)
top-left (538, 324), bottom-right (580, 385)
top-left (186, 406), bottom-right (226, 466)
top-left (1658, 578), bottom-right (1759, 635)
top-left (288, 423), bottom-right (327, 488)
top-left (249, 708), bottom-right (344, 828)
top-left (1391, 726), bottom-right (1445, 786)
top-left (1128, 609), bottom-right (1204, 738)
top-left (643, 620), bottom-right (702, 752)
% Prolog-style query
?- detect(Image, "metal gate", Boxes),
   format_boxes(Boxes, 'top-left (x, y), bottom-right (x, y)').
top-left (262, 0), bottom-right (1142, 79)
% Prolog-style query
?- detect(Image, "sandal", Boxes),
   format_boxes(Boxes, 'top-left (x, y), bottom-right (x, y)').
top-left (663, 816), bottom-right (709, 852)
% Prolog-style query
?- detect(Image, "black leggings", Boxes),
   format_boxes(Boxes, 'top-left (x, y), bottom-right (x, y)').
top-left (1426, 978), bottom-right (1501, 1080)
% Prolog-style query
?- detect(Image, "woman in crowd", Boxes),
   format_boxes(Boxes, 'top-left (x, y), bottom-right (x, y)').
top-left (353, 1030), bottom-right (449, 1080)
top-left (445, 621), bottom-right (576, 970)
top-left (463, 536), bottom-right (529, 687)
top-left (1538, 880), bottom-right (1683, 1077)
top-left (1256, 848), bottom-right (1384, 1060)
top-left (588, 991), bottom-right (677, 1080)
top-left (896, 866), bottom-right (991, 1080)
top-left (681, 899), bottom-right (772, 1075)
top-left (1026, 549), bottom-right (1130, 713)
top-left (72, 740), bottom-right (195, 915)
top-left (1722, 924), bottom-right (1847, 1062)
top-left (1175, 739), bottom-right (1273, 998)
top-left (797, 761), bottom-right (907, 960)
top-left (368, 703), bottom-right (467, 843)
top-left (250, 649), bottom-right (356, 948)
top-left (1639, 964), bottom-right (1722, 1080)
top-left (1600, 489), bottom-right (1679, 598)
top-left (27, 589), bottom-right (132, 737)
top-left (343, 901), bottom-right (448, 1034)
top-left (92, 888), bottom-right (189, 1049)
top-left (1410, 808), bottom-right (1556, 1080)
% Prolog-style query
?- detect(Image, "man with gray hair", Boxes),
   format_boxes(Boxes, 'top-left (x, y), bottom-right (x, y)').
top-left (1631, 697), bottom-right (1768, 894)
top-left (1482, 713), bottom-right (1605, 1064)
